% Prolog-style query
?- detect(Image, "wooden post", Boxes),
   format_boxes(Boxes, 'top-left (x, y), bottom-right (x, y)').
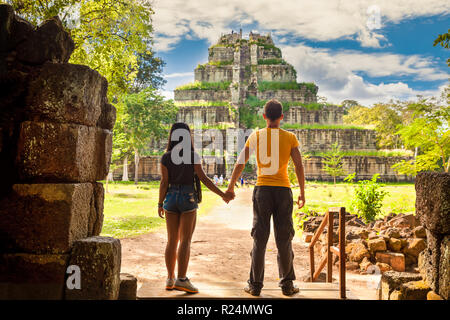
top-left (309, 246), bottom-right (315, 282)
top-left (327, 211), bottom-right (333, 283)
top-left (339, 207), bottom-right (346, 299)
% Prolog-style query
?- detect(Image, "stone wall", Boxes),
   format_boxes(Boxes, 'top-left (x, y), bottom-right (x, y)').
top-left (174, 89), bottom-right (231, 101)
top-left (257, 88), bottom-right (317, 103)
top-left (208, 46), bottom-right (234, 62)
top-left (257, 46), bottom-right (281, 59)
top-left (176, 106), bottom-right (234, 125)
top-left (117, 155), bottom-right (412, 183)
top-left (290, 129), bottom-right (377, 152)
top-left (416, 172), bottom-right (450, 299)
top-left (257, 64), bottom-right (296, 82)
top-left (0, 5), bottom-right (121, 300)
top-left (303, 156), bottom-right (413, 182)
top-left (194, 65), bottom-right (233, 82)
top-left (283, 106), bottom-right (344, 125)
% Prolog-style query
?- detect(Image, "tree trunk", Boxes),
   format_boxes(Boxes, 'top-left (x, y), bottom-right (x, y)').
top-left (122, 156), bottom-right (129, 181)
top-left (105, 171), bottom-right (113, 194)
top-left (134, 149), bottom-right (140, 185)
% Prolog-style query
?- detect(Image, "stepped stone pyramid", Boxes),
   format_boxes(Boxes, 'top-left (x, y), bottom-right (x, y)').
top-left (173, 31), bottom-right (374, 152)
top-left (130, 31), bottom-right (412, 182)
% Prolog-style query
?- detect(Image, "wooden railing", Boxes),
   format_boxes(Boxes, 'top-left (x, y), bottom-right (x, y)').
top-left (309, 207), bottom-right (346, 299)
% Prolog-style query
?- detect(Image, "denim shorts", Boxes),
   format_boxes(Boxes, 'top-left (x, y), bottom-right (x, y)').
top-left (163, 184), bottom-right (198, 214)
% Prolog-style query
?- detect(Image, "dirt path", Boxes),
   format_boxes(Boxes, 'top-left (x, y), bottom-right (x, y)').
top-left (120, 187), bottom-right (378, 299)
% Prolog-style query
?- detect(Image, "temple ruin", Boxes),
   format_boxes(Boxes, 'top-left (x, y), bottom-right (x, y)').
top-left (117, 31), bottom-right (412, 182)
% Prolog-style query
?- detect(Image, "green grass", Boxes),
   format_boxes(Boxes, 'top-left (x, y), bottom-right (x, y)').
top-left (101, 181), bottom-right (225, 239)
top-left (197, 60), bottom-right (233, 69)
top-left (174, 100), bottom-right (231, 107)
top-left (175, 81), bottom-right (231, 91)
top-left (282, 123), bottom-right (367, 130)
top-left (292, 181), bottom-right (416, 235)
top-left (258, 58), bottom-right (287, 65)
top-left (257, 81), bottom-right (318, 95)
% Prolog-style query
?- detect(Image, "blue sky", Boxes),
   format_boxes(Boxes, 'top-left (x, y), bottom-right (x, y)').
top-left (151, 0), bottom-right (449, 106)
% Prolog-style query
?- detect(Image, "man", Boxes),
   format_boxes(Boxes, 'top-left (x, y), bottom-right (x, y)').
top-left (225, 99), bottom-right (306, 296)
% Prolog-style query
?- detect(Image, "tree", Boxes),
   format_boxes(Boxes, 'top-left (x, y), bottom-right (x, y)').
top-left (392, 95), bottom-right (450, 175)
top-left (322, 143), bottom-right (346, 185)
top-left (434, 29), bottom-right (450, 66)
top-left (118, 88), bottom-right (178, 184)
top-left (344, 103), bottom-right (404, 149)
top-left (351, 174), bottom-right (388, 223)
top-left (7, 0), bottom-right (158, 101)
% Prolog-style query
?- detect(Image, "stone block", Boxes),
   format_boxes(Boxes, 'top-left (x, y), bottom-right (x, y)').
top-left (97, 103), bottom-right (116, 130)
top-left (388, 238), bottom-right (402, 252)
top-left (418, 243), bottom-right (439, 292)
top-left (0, 253), bottom-right (68, 299)
top-left (302, 232), bottom-right (313, 243)
top-left (413, 226), bottom-right (427, 238)
top-left (380, 271), bottom-right (422, 300)
top-left (376, 251), bottom-right (405, 272)
top-left (26, 62), bottom-right (106, 126)
top-left (403, 238), bottom-right (427, 258)
top-left (65, 236), bottom-right (121, 300)
top-left (0, 4), bottom-right (14, 54)
top-left (346, 242), bottom-right (370, 263)
top-left (400, 280), bottom-right (430, 300)
top-left (415, 172), bottom-right (450, 235)
top-left (427, 291), bottom-right (443, 300)
top-left (0, 183), bottom-right (96, 254)
top-left (16, 121), bottom-right (112, 182)
top-left (16, 16), bottom-right (74, 64)
top-left (439, 235), bottom-right (449, 299)
top-left (368, 238), bottom-right (386, 253)
top-left (118, 273), bottom-right (137, 300)
top-left (89, 182), bottom-right (105, 236)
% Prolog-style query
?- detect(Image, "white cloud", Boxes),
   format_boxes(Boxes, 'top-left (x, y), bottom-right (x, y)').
top-left (279, 43), bottom-right (448, 105)
top-left (164, 72), bottom-right (194, 79)
top-left (159, 90), bottom-right (174, 100)
top-left (152, 0), bottom-right (450, 51)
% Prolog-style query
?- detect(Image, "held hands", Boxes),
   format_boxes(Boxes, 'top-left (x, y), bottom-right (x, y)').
top-left (222, 188), bottom-right (236, 204)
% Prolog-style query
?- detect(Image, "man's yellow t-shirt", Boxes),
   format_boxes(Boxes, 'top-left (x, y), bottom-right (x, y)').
top-left (245, 128), bottom-right (300, 188)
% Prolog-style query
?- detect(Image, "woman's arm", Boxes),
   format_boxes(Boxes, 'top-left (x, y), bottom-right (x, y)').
top-left (158, 163), bottom-right (169, 218)
top-left (194, 164), bottom-right (229, 201)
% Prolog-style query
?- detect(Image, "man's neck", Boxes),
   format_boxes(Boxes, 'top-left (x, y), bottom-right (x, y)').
top-left (266, 123), bottom-right (279, 129)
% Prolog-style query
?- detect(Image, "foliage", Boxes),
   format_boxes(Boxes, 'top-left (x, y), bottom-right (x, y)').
top-left (132, 51), bottom-right (166, 92)
top-left (392, 95), bottom-right (450, 175)
top-left (281, 123), bottom-right (366, 130)
top-left (257, 81), bottom-right (317, 94)
top-left (257, 58), bottom-right (287, 65)
top-left (8, 0), bottom-right (159, 102)
top-left (351, 174), bottom-right (389, 223)
top-left (305, 149), bottom-right (412, 157)
top-left (174, 100), bottom-right (231, 107)
top-left (240, 96), bottom-right (266, 129)
top-left (343, 172), bottom-right (356, 183)
top-left (433, 29), bottom-right (450, 66)
top-left (321, 143), bottom-right (346, 184)
top-left (175, 81), bottom-right (231, 91)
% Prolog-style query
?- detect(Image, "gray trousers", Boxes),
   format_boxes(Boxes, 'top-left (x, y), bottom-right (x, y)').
top-left (248, 186), bottom-right (296, 289)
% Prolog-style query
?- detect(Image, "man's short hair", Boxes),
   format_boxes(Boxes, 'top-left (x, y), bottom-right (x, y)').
top-left (264, 99), bottom-right (283, 121)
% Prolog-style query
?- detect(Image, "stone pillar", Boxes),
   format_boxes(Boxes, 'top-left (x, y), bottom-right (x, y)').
top-left (0, 5), bottom-right (123, 300)
top-left (416, 172), bottom-right (450, 300)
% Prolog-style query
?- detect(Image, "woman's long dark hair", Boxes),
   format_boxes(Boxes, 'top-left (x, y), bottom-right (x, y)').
top-left (166, 122), bottom-right (194, 152)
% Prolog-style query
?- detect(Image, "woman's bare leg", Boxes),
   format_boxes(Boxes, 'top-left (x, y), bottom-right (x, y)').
top-left (177, 210), bottom-right (197, 278)
top-left (165, 211), bottom-right (180, 279)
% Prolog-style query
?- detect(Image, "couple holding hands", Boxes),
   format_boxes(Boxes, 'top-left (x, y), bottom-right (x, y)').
top-left (158, 99), bottom-right (306, 296)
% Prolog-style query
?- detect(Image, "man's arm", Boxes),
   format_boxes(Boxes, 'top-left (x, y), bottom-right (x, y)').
top-left (226, 146), bottom-right (252, 196)
top-left (290, 147), bottom-right (306, 208)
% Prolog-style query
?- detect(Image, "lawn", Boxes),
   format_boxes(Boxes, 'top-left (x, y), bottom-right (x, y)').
top-left (101, 181), bottom-right (416, 239)
top-left (101, 181), bottom-right (225, 239)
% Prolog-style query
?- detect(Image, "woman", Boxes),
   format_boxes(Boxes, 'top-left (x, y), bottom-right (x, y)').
top-left (158, 122), bottom-right (232, 294)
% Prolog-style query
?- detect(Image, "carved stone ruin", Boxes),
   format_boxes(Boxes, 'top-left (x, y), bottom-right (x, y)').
top-left (0, 4), bottom-right (131, 300)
